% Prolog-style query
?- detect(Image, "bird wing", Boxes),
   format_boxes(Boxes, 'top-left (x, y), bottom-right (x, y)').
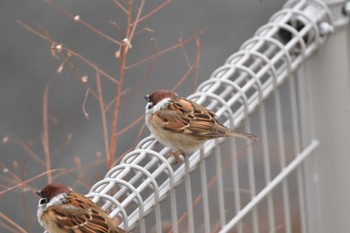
top-left (155, 97), bottom-right (228, 138)
top-left (47, 193), bottom-right (126, 233)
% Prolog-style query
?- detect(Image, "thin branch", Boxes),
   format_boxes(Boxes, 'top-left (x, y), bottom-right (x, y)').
top-left (133, 122), bottom-right (147, 147)
top-left (108, 1), bottom-right (132, 169)
top-left (179, 37), bottom-right (191, 68)
top-left (46, 0), bottom-right (121, 45)
top-left (0, 222), bottom-right (23, 233)
top-left (0, 168), bottom-right (75, 196)
top-left (126, 0), bottom-right (132, 37)
top-left (41, 83), bottom-right (52, 184)
top-left (82, 88), bottom-right (90, 119)
top-left (133, 27), bottom-right (154, 38)
top-left (0, 164), bottom-right (22, 186)
top-left (130, 0), bottom-right (172, 26)
top-left (171, 62), bottom-right (195, 92)
top-left (129, 0), bottom-right (146, 42)
top-left (116, 114), bottom-right (144, 137)
top-left (171, 37), bottom-right (202, 92)
top-left (120, 37), bottom-right (158, 106)
top-left (62, 57), bottom-right (112, 113)
top-left (17, 20), bottom-right (119, 85)
top-left (192, 37), bottom-right (202, 91)
top-left (95, 72), bottom-right (110, 165)
top-left (5, 138), bottom-right (45, 166)
top-left (112, 0), bottom-right (128, 14)
top-left (109, 20), bottom-right (125, 38)
top-left (58, 53), bottom-right (115, 118)
top-left (0, 213), bottom-right (27, 233)
top-left (108, 45), bottom-right (128, 169)
top-left (125, 30), bottom-right (204, 69)
top-left (20, 161), bottom-right (31, 233)
top-left (0, 176), bottom-right (16, 189)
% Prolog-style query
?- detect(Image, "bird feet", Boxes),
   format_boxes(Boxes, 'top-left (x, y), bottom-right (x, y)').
top-left (166, 151), bottom-right (183, 164)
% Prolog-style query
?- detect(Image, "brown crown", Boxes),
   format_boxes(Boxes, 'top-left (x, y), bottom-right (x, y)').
top-left (36, 183), bottom-right (71, 201)
top-left (147, 89), bottom-right (177, 105)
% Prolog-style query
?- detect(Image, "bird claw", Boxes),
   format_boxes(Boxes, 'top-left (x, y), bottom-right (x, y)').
top-left (166, 151), bottom-right (183, 164)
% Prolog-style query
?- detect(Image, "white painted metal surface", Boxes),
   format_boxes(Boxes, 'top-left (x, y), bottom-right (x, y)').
top-left (85, 0), bottom-right (350, 232)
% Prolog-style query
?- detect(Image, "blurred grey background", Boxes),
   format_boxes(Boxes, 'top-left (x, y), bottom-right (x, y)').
top-left (0, 0), bottom-right (285, 232)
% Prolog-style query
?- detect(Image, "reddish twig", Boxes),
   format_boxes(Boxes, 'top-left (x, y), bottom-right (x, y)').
top-left (129, 0), bottom-right (146, 42)
top-left (4, 137), bottom-right (45, 166)
top-left (95, 72), bottom-right (110, 165)
top-left (0, 212), bottom-right (27, 233)
top-left (107, 49), bottom-right (126, 168)
top-left (108, 0), bottom-right (133, 169)
top-left (130, 0), bottom-right (172, 26)
top-left (192, 37), bottom-right (202, 91)
top-left (116, 114), bottom-right (144, 137)
top-left (0, 164), bottom-right (22, 187)
top-left (112, 0), bottom-right (128, 14)
top-left (45, 0), bottom-right (121, 45)
top-left (109, 20), bottom-right (125, 38)
top-left (171, 36), bottom-right (202, 92)
top-left (171, 62), bottom-right (195, 92)
top-left (20, 161), bottom-right (32, 233)
top-left (41, 83), bottom-right (52, 184)
top-left (133, 122), bottom-right (147, 148)
top-left (125, 30), bottom-right (204, 69)
top-left (179, 37), bottom-right (191, 68)
top-left (0, 168), bottom-right (76, 196)
top-left (17, 20), bottom-right (119, 85)
top-left (120, 37), bottom-right (158, 106)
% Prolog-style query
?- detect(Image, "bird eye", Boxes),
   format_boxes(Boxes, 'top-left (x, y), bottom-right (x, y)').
top-left (39, 197), bottom-right (48, 205)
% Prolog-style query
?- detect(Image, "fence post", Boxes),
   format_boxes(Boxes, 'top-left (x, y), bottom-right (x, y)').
top-left (302, 1), bottom-right (350, 230)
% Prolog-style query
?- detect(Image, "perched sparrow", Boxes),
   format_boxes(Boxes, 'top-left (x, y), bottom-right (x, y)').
top-left (36, 183), bottom-right (127, 233)
top-left (144, 89), bottom-right (257, 162)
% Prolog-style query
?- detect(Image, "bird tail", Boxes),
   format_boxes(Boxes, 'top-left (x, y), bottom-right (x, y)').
top-left (227, 130), bottom-right (258, 141)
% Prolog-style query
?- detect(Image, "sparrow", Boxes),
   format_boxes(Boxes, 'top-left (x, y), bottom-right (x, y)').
top-left (36, 183), bottom-right (127, 233)
top-left (144, 89), bottom-right (257, 163)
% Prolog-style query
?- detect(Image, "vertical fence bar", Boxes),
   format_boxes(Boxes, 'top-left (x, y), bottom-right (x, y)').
top-left (259, 102), bottom-right (276, 233)
top-left (231, 138), bottom-right (244, 233)
top-left (199, 148), bottom-right (211, 233)
top-left (170, 186), bottom-right (179, 233)
top-left (215, 140), bottom-right (227, 227)
top-left (273, 87), bottom-right (292, 233)
top-left (184, 155), bottom-right (195, 233)
top-left (244, 119), bottom-right (259, 233)
top-left (288, 74), bottom-right (308, 233)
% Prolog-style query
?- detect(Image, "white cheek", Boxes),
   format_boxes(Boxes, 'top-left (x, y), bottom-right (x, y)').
top-left (46, 193), bottom-right (68, 208)
top-left (153, 98), bottom-right (171, 112)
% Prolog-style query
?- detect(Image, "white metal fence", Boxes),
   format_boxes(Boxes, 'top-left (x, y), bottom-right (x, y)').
top-left (86, 0), bottom-right (350, 232)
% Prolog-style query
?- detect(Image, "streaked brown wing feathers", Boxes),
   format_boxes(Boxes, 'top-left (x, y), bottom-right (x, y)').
top-left (157, 97), bottom-right (228, 138)
top-left (48, 193), bottom-right (111, 232)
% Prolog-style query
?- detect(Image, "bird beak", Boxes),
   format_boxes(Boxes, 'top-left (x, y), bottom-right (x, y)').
top-left (144, 95), bottom-right (150, 101)
top-left (36, 190), bottom-right (43, 198)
